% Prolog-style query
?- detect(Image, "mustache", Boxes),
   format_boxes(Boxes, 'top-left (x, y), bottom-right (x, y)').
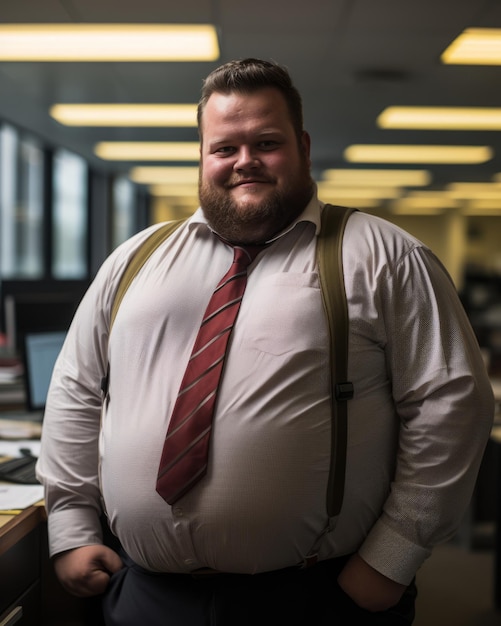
top-left (225, 176), bottom-right (275, 188)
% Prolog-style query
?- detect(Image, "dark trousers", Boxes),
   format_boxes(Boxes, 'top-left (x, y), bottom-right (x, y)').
top-left (101, 551), bottom-right (417, 626)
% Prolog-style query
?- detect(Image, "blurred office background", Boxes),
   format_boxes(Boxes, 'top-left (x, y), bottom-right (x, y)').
top-left (0, 1), bottom-right (501, 623)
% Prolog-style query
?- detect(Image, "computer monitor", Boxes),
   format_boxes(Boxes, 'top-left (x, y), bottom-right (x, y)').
top-left (22, 330), bottom-right (66, 412)
top-left (0, 279), bottom-right (88, 352)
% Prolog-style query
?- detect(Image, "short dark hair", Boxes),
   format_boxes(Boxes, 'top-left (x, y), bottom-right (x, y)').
top-left (197, 58), bottom-right (304, 140)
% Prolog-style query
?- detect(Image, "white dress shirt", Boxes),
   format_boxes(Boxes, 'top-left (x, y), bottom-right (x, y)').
top-left (37, 195), bottom-right (494, 585)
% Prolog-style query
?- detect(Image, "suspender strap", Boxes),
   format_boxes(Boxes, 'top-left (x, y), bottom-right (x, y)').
top-left (110, 218), bottom-right (187, 331)
top-left (317, 204), bottom-right (356, 518)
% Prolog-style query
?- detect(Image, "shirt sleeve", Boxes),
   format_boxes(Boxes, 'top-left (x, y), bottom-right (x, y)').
top-left (36, 226), bottom-right (162, 558)
top-left (355, 226), bottom-right (495, 584)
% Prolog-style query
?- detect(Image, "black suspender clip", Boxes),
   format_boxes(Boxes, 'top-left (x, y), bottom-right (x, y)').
top-left (335, 381), bottom-right (354, 401)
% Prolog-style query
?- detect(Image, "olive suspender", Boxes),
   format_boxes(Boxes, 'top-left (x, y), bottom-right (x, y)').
top-left (107, 204), bottom-right (355, 518)
top-left (317, 204), bottom-right (356, 517)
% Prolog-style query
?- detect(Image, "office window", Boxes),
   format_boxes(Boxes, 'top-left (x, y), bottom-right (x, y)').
top-left (112, 175), bottom-right (137, 249)
top-left (0, 124), bottom-right (45, 278)
top-left (52, 149), bottom-right (88, 278)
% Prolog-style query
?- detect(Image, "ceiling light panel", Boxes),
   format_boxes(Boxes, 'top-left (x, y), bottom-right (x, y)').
top-left (316, 198), bottom-right (381, 209)
top-left (51, 104), bottom-right (198, 127)
top-left (344, 145), bottom-right (493, 164)
top-left (392, 196), bottom-right (460, 209)
top-left (446, 182), bottom-right (501, 199)
top-left (95, 142), bottom-right (200, 161)
top-left (129, 166), bottom-right (199, 185)
top-left (447, 182), bottom-right (501, 192)
top-left (463, 200), bottom-right (501, 213)
top-left (391, 202), bottom-right (448, 215)
top-left (441, 28), bottom-right (501, 65)
top-left (150, 184), bottom-right (199, 197)
top-left (321, 168), bottom-right (431, 186)
top-left (378, 107), bottom-right (501, 130)
top-left (0, 24), bottom-right (219, 61)
top-left (316, 184), bottom-right (402, 200)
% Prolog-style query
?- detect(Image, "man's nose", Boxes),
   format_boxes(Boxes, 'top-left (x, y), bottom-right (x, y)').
top-left (234, 146), bottom-right (260, 170)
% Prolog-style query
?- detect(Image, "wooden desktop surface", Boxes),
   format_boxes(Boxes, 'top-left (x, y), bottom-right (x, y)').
top-left (0, 503), bottom-right (45, 552)
top-left (0, 501), bottom-right (86, 625)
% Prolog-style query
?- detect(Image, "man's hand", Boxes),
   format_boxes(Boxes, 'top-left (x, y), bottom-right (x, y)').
top-left (53, 545), bottom-right (124, 597)
top-left (337, 553), bottom-right (407, 612)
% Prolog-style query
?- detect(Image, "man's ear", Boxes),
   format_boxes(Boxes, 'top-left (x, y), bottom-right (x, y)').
top-left (301, 131), bottom-right (311, 163)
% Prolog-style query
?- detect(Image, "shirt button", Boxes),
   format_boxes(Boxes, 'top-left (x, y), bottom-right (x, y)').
top-left (173, 506), bottom-right (184, 517)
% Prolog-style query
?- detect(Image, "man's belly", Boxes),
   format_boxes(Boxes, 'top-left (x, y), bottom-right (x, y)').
top-left (100, 410), bottom-right (332, 573)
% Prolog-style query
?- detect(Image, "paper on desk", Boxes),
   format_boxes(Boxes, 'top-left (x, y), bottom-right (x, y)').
top-left (0, 418), bottom-right (42, 440)
top-left (0, 440), bottom-right (41, 457)
top-left (0, 483), bottom-right (44, 509)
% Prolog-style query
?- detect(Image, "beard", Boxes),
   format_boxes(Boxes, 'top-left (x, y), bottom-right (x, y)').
top-left (199, 163), bottom-right (315, 245)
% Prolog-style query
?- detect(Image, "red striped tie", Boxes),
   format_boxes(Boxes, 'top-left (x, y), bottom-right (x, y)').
top-left (156, 242), bottom-right (265, 504)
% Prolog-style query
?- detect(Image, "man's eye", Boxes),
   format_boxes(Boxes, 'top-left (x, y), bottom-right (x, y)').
top-left (259, 141), bottom-right (278, 150)
top-left (215, 146), bottom-right (235, 155)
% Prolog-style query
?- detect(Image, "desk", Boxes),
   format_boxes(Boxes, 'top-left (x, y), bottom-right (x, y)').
top-left (0, 505), bottom-right (85, 626)
top-left (0, 506), bottom-right (45, 625)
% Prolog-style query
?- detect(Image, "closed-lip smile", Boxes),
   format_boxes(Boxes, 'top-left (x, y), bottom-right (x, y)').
top-left (231, 178), bottom-right (269, 187)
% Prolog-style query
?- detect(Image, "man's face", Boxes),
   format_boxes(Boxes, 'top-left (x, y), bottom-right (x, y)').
top-left (199, 87), bottom-right (314, 244)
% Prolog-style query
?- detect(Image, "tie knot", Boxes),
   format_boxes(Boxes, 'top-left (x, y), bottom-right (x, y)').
top-left (232, 243), bottom-right (267, 267)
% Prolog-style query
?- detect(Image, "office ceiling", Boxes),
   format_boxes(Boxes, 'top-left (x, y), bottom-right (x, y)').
top-left (1, 0), bottom-right (501, 205)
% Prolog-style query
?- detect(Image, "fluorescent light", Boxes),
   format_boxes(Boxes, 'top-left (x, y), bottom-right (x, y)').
top-left (321, 168), bottom-right (431, 186)
top-left (391, 202), bottom-right (448, 215)
top-left (447, 182), bottom-right (501, 192)
top-left (446, 182), bottom-right (501, 199)
top-left (150, 190), bottom-right (199, 204)
top-left (391, 195), bottom-right (460, 210)
top-left (441, 28), bottom-right (501, 65)
top-left (95, 142), bottom-right (200, 161)
top-left (51, 104), bottom-right (198, 127)
top-left (129, 166), bottom-right (199, 185)
top-left (462, 200), bottom-right (501, 213)
top-left (317, 198), bottom-right (382, 209)
top-left (378, 106), bottom-right (501, 130)
top-left (0, 24), bottom-right (219, 61)
top-left (405, 190), bottom-right (458, 199)
top-left (317, 184), bottom-right (402, 200)
top-left (393, 187), bottom-right (501, 213)
top-left (150, 184), bottom-right (199, 197)
top-left (320, 193), bottom-right (384, 209)
top-left (344, 145), bottom-right (493, 164)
